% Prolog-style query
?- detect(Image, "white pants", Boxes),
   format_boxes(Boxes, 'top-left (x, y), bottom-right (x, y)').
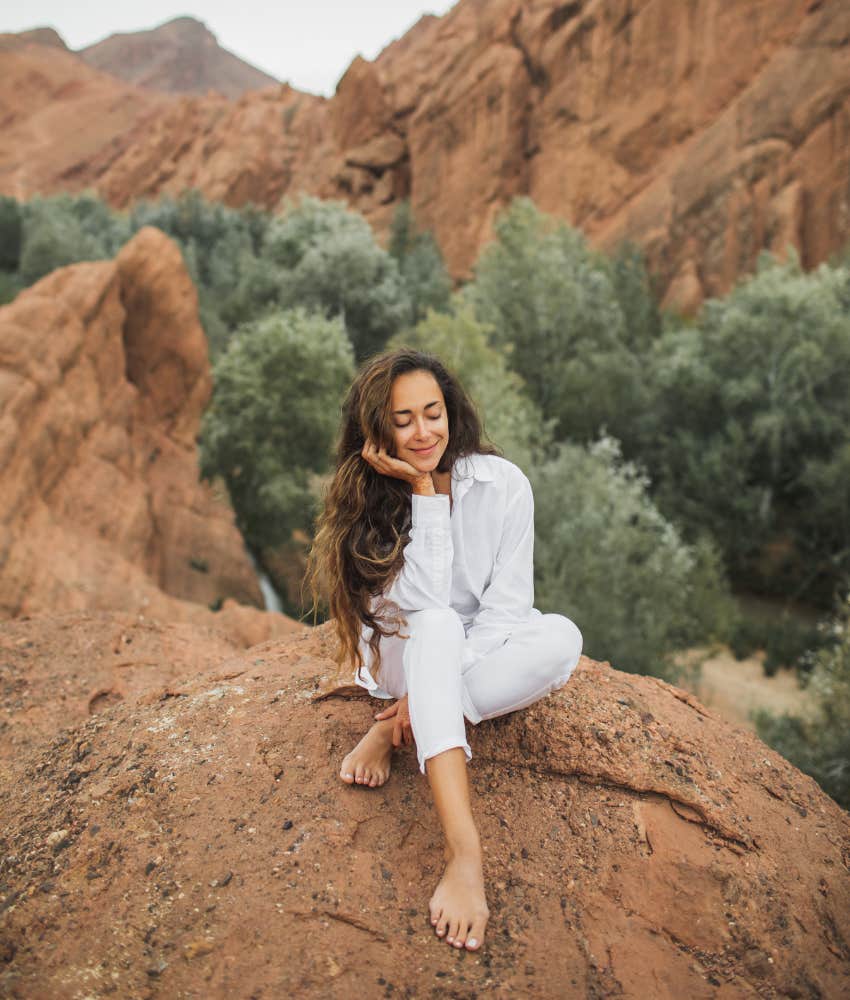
top-left (372, 608), bottom-right (582, 773)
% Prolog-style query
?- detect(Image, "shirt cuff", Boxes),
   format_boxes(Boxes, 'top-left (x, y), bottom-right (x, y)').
top-left (411, 492), bottom-right (450, 527)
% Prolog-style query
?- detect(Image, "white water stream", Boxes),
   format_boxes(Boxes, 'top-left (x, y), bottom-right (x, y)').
top-left (246, 548), bottom-right (283, 613)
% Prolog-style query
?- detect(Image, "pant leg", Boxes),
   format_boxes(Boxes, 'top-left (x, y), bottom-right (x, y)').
top-left (460, 614), bottom-right (582, 723)
top-left (372, 610), bottom-right (581, 774)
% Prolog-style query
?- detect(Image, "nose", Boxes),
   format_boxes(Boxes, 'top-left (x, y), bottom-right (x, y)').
top-left (412, 416), bottom-right (430, 439)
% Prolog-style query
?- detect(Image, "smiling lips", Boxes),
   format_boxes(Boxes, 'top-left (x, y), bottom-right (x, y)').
top-left (410, 442), bottom-right (439, 456)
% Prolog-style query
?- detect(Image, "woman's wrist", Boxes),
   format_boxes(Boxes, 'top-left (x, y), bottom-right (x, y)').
top-left (411, 473), bottom-right (436, 496)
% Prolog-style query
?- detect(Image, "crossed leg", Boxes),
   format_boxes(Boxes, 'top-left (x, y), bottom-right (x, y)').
top-left (339, 608), bottom-right (583, 950)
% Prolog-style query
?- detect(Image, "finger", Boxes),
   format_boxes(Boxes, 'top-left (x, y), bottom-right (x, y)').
top-left (361, 441), bottom-right (381, 465)
top-left (374, 704), bottom-right (397, 719)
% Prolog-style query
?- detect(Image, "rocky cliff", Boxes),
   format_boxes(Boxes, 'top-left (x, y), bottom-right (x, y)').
top-left (3, 0), bottom-right (848, 310)
top-left (79, 16), bottom-right (279, 99)
top-left (0, 35), bottom-right (166, 204)
top-left (0, 227), bottom-right (298, 646)
top-left (0, 614), bottom-right (847, 997)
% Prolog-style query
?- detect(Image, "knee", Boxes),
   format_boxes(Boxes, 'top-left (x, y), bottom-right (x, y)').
top-left (406, 607), bottom-right (465, 642)
top-left (540, 614), bottom-right (583, 680)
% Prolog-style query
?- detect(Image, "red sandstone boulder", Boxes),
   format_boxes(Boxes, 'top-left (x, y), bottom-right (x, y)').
top-left (0, 613), bottom-right (847, 998)
top-left (0, 227), bottom-right (299, 646)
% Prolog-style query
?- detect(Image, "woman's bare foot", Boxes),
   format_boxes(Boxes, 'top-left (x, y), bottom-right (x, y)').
top-left (339, 718), bottom-right (395, 787)
top-left (429, 843), bottom-right (489, 951)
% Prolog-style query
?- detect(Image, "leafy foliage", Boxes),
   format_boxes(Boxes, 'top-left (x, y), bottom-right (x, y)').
top-left (645, 253), bottom-right (850, 602)
top-left (465, 197), bottom-right (656, 449)
top-left (0, 196), bottom-right (22, 272)
top-left (387, 200), bottom-right (452, 323)
top-left (531, 436), bottom-right (734, 678)
top-left (755, 595), bottom-right (850, 809)
top-left (199, 308), bottom-right (355, 551)
top-left (18, 193), bottom-right (130, 283)
top-left (266, 196), bottom-right (412, 360)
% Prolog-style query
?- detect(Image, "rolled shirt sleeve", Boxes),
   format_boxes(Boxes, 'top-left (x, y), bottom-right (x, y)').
top-left (384, 493), bottom-right (453, 610)
top-left (463, 472), bottom-right (535, 662)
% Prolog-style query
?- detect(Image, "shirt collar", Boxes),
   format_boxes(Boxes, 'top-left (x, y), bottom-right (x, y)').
top-left (451, 454), bottom-right (494, 503)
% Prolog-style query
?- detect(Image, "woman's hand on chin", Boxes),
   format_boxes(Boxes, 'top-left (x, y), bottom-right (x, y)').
top-left (361, 440), bottom-right (435, 495)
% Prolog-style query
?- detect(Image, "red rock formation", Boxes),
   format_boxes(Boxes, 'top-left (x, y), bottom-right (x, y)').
top-left (373, 0), bottom-right (850, 306)
top-left (0, 227), bottom-right (299, 646)
top-left (79, 16), bottom-right (279, 100)
top-left (0, 36), bottom-right (166, 203)
top-left (0, 613), bottom-right (847, 997)
top-left (3, 0), bottom-right (849, 309)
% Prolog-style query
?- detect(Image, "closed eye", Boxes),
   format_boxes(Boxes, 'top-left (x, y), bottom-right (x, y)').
top-left (394, 411), bottom-right (443, 428)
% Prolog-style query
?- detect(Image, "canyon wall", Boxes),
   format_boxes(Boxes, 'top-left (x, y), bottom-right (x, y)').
top-left (3, 1), bottom-right (848, 309)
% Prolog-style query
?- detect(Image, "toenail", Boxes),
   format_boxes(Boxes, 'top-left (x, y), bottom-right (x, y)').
top-left (467, 939), bottom-right (477, 948)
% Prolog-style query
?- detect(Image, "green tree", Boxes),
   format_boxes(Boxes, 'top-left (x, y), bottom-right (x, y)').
top-left (266, 196), bottom-right (411, 359)
top-left (466, 197), bottom-right (652, 447)
top-left (755, 595), bottom-right (850, 809)
top-left (388, 200), bottom-right (452, 322)
top-left (0, 196), bottom-right (22, 271)
top-left (0, 272), bottom-right (22, 306)
top-left (18, 193), bottom-right (129, 284)
top-left (646, 253), bottom-right (850, 601)
top-left (389, 302), bottom-right (550, 471)
top-left (531, 436), bottom-right (733, 678)
top-left (199, 308), bottom-right (355, 552)
top-left (604, 240), bottom-right (663, 355)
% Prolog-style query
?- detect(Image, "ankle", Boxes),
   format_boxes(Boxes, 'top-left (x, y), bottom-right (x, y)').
top-left (370, 718), bottom-right (396, 741)
top-left (444, 828), bottom-right (482, 864)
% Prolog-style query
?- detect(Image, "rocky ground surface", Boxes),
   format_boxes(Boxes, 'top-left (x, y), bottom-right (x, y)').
top-left (1, 613), bottom-right (848, 999)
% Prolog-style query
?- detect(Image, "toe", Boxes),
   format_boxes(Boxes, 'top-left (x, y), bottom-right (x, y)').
top-left (466, 914), bottom-right (488, 951)
top-left (446, 916), bottom-right (461, 945)
top-left (354, 763), bottom-right (365, 784)
top-left (454, 920), bottom-right (470, 948)
top-left (339, 755), bottom-right (355, 783)
top-left (435, 913), bottom-right (448, 938)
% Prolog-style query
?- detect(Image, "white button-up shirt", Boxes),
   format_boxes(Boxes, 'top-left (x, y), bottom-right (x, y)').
top-left (356, 452), bottom-right (540, 693)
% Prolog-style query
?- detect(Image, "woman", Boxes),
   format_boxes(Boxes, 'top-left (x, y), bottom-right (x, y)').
top-left (309, 349), bottom-right (582, 952)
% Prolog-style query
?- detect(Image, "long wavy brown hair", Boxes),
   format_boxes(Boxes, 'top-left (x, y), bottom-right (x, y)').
top-left (307, 348), bottom-right (498, 683)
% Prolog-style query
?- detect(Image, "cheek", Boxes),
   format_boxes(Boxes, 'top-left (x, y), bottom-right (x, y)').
top-left (391, 427), bottom-right (408, 453)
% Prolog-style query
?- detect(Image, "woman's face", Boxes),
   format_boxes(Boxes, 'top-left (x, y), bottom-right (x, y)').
top-left (388, 370), bottom-right (449, 473)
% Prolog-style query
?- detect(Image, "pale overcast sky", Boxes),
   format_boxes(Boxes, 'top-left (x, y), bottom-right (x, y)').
top-left (3, 1), bottom-right (457, 96)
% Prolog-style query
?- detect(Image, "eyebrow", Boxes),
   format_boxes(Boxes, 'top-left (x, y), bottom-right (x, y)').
top-left (392, 400), bottom-right (442, 416)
